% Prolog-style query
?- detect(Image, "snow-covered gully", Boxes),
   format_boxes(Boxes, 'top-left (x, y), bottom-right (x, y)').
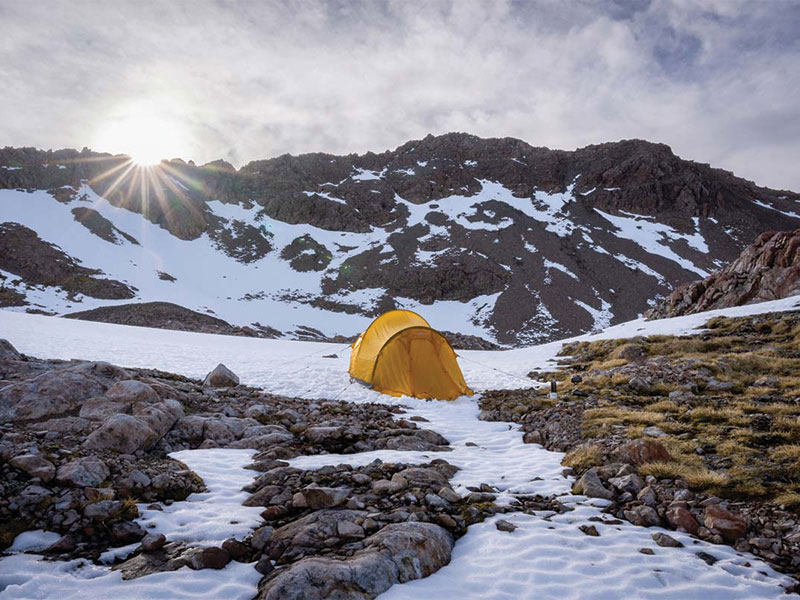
top-left (1, 296), bottom-right (800, 599)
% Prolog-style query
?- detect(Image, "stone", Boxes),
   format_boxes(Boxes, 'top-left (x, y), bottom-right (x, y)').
top-left (222, 538), bottom-right (249, 560)
top-left (190, 546), bottom-right (231, 570)
top-left (495, 519), bottom-right (517, 532)
top-left (579, 525), bottom-right (599, 537)
top-left (637, 486), bottom-right (657, 506)
top-left (9, 453), bottom-right (56, 482)
top-left (628, 376), bottom-right (652, 393)
top-left (666, 505), bottom-right (699, 535)
top-left (616, 343), bottom-right (647, 362)
top-left (625, 505), bottom-right (661, 527)
top-left (642, 426), bottom-right (666, 438)
top-left (523, 430), bottom-right (543, 444)
top-left (111, 521), bottom-right (146, 544)
top-left (616, 439), bottom-right (671, 465)
top-left (434, 514), bottom-right (457, 529)
top-left (695, 551), bottom-right (718, 565)
top-left (704, 505), bottom-right (748, 542)
top-left (84, 500), bottom-right (124, 519)
top-left (250, 526), bottom-right (274, 551)
top-left (437, 486), bottom-right (461, 503)
top-left (141, 533), bottom-right (167, 552)
top-left (256, 556), bottom-right (275, 575)
top-left (608, 473), bottom-right (645, 495)
top-left (337, 521), bottom-right (365, 540)
top-left (79, 397), bottom-right (127, 421)
top-left (257, 522), bottom-right (453, 600)
top-left (48, 534), bottom-right (78, 553)
top-left (56, 456), bottom-right (110, 488)
top-left (106, 380), bottom-right (160, 404)
top-left (83, 414), bottom-right (157, 453)
top-left (424, 493), bottom-right (450, 510)
top-left (300, 486), bottom-right (351, 509)
top-left (202, 364), bottom-right (239, 388)
top-left (572, 468), bottom-right (614, 500)
top-left (652, 532), bottom-right (683, 548)
top-left (0, 369), bottom-right (106, 422)
top-left (639, 547), bottom-right (655, 555)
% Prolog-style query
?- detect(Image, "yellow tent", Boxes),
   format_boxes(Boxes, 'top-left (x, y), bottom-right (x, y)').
top-left (348, 309), bottom-right (473, 400)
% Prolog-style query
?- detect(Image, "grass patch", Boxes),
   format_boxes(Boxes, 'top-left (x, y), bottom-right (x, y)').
top-left (563, 445), bottom-right (605, 471)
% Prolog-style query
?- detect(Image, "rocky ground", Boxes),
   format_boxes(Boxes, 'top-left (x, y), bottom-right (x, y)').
top-left (479, 310), bottom-right (800, 583)
top-left (0, 338), bottom-right (516, 597)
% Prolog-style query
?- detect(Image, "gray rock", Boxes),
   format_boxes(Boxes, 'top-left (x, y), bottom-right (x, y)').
top-left (495, 519), bottom-right (517, 532)
top-left (106, 380), bottom-right (160, 404)
top-left (642, 426), bottom-right (666, 438)
top-left (258, 522), bottom-right (453, 600)
top-left (56, 456), bottom-right (110, 487)
top-left (301, 486), bottom-right (351, 509)
top-left (652, 532), bottom-right (683, 547)
top-left (9, 453), bottom-right (56, 482)
top-left (0, 369), bottom-right (106, 422)
top-left (573, 468), bottom-right (614, 500)
top-left (84, 500), bottom-right (124, 519)
top-left (190, 546), bottom-right (231, 570)
top-left (424, 493), bottom-right (450, 510)
top-left (625, 505), bottom-right (661, 527)
top-left (337, 520), bottom-right (365, 540)
top-left (250, 526), bottom-right (274, 550)
top-left (608, 473), bottom-right (645, 495)
top-left (111, 521), bottom-right (146, 544)
top-left (83, 414), bottom-right (158, 453)
top-left (141, 533), bottom-right (167, 552)
top-left (79, 397), bottom-right (128, 421)
top-left (203, 364), bottom-right (239, 388)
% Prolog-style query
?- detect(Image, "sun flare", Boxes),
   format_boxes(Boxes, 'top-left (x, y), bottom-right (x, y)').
top-left (94, 104), bottom-right (189, 166)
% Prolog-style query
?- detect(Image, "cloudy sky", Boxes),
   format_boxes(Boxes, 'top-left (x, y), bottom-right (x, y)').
top-left (1, 0), bottom-right (799, 189)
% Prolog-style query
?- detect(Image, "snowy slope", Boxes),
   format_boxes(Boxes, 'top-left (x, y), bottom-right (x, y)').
top-left (5, 135), bottom-right (800, 345)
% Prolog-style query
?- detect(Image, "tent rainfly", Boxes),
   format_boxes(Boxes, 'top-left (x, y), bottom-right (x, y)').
top-left (348, 309), bottom-right (474, 400)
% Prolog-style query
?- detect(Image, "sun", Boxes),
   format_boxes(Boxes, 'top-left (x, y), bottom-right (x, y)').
top-left (94, 103), bottom-right (189, 166)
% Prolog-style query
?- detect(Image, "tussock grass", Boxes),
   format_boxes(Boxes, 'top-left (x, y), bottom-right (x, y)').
top-left (639, 461), bottom-right (729, 489)
top-left (563, 445), bottom-right (605, 471)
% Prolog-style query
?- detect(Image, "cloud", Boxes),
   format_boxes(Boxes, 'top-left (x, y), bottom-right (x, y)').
top-left (0, 0), bottom-right (798, 190)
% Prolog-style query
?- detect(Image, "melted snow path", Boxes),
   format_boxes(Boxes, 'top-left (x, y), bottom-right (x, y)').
top-left (0, 450), bottom-right (262, 600)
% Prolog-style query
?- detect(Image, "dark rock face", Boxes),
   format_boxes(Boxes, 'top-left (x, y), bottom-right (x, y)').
top-left (648, 229), bottom-right (800, 318)
top-left (2, 135), bottom-right (799, 344)
top-left (64, 302), bottom-right (281, 338)
top-left (0, 222), bottom-right (135, 300)
top-left (71, 207), bottom-right (139, 245)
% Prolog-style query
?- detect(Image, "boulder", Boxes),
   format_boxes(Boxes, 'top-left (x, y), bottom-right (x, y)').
top-left (572, 468), bottom-right (614, 500)
top-left (495, 519), bottom-right (517, 532)
top-left (79, 397), bottom-right (127, 421)
top-left (83, 414), bottom-right (157, 453)
top-left (111, 521), bottom-right (146, 544)
top-left (141, 533), bottom-right (167, 552)
top-left (9, 453), bottom-right (56, 482)
top-left (652, 532), bottom-right (683, 548)
top-left (608, 473), bottom-right (645, 495)
top-left (203, 364), bottom-right (239, 387)
top-left (0, 369), bottom-right (106, 422)
top-left (616, 439), bottom-right (671, 465)
top-left (300, 486), bottom-right (351, 509)
top-left (258, 522), bottom-right (453, 600)
top-left (56, 456), bottom-right (110, 487)
top-left (190, 546), bottom-right (231, 570)
top-left (704, 504), bottom-right (748, 542)
top-left (0, 339), bottom-right (21, 359)
top-left (625, 505), bottom-right (661, 527)
top-left (666, 505), bottom-right (699, 535)
top-left (105, 380), bottom-right (160, 404)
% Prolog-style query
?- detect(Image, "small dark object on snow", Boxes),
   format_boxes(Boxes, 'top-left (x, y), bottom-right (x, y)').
top-left (323, 353), bottom-right (338, 359)
top-left (695, 551), bottom-right (718, 565)
top-left (579, 525), bottom-right (599, 537)
top-left (495, 519), bottom-right (517, 532)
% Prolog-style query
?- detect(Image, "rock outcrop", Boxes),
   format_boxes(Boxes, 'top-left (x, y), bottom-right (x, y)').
top-left (649, 229), bottom-right (800, 318)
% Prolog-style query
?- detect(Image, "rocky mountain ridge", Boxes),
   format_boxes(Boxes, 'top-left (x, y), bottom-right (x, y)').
top-left (648, 229), bottom-right (800, 318)
top-left (2, 133), bottom-right (799, 345)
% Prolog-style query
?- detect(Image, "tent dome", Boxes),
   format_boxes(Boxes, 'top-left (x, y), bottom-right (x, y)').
top-left (348, 310), bottom-right (473, 400)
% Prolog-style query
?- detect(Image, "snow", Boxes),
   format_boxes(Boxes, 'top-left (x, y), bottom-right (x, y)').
top-left (595, 209), bottom-right (710, 277)
top-left (0, 448), bottom-right (262, 600)
top-left (136, 449), bottom-right (262, 545)
top-left (753, 198), bottom-right (800, 220)
top-left (351, 167), bottom-right (384, 181)
top-left (543, 258), bottom-right (579, 281)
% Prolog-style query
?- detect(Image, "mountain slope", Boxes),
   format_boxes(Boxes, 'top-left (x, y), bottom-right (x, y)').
top-left (1, 134), bottom-right (799, 345)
